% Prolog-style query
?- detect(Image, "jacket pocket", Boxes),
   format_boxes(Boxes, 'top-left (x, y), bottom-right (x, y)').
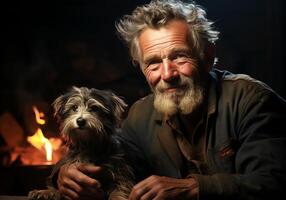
top-left (207, 138), bottom-right (239, 173)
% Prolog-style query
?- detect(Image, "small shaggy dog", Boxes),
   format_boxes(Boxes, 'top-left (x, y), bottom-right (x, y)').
top-left (28, 86), bottom-right (134, 200)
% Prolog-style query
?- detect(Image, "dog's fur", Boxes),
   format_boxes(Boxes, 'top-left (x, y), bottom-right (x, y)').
top-left (28, 86), bottom-right (134, 200)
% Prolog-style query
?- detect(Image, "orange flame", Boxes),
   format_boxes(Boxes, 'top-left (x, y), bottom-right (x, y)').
top-left (32, 106), bottom-right (46, 125)
top-left (27, 106), bottom-right (52, 162)
top-left (27, 128), bottom-right (52, 161)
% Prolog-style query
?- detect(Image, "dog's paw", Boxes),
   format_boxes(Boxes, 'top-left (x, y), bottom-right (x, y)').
top-left (28, 189), bottom-right (61, 200)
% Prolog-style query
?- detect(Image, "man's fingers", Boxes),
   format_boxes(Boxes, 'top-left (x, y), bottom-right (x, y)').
top-left (129, 182), bottom-right (149, 200)
top-left (61, 163), bottom-right (100, 188)
top-left (58, 166), bottom-right (82, 193)
top-left (58, 163), bottom-right (102, 200)
top-left (57, 162), bottom-right (105, 200)
top-left (59, 186), bottom-right (79, 200)
top-left (69, 171), bottom-right (101, 188)
top-left (129, 175), bottom-right (163, 200)
top-left (61, 178), bottom-right (83, 194)
top-left (129, 187), bottom-right (149, 200)
top-left (140, 189), bottom-right (156, 200)
top-left (77, 163), bottom-right (102, 174)
top-left (59, 178), bottom-right (102, 199)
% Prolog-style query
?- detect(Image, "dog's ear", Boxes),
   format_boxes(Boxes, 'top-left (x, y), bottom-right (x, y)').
top-left (52, 94), bottom-right (66, 122)
top-left (110, 93), bottom-right (128, 125)
top-left (71, 86), bottom-right (82, 93)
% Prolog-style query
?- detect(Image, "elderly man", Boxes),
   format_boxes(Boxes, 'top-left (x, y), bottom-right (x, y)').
top-left (55, 0), bottom-right (286, 199)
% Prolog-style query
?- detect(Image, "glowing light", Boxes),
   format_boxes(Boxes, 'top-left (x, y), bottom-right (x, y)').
top-left (27, 128), bottom-right (52, 161)
top-left (32, 106), bottom-right (46, 125)
top-left (27, 106), bottom-right (52, 162)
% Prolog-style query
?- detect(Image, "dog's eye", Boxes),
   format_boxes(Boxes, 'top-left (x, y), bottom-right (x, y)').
top-left (90, 106), bottom-right (98, 112)
top-left (72, 105), bottom-right (78, 112)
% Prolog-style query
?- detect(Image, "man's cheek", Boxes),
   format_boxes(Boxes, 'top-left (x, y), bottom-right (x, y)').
top-left (179, 64), bottom-right (197, 77)
top-left (146, 73), bottom-right (160, 89)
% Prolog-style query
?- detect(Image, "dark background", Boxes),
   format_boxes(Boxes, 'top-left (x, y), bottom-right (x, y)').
top-left (0, 0), bottom-right (285, 135)
top-left (0, 0), bottom-right (285, 196)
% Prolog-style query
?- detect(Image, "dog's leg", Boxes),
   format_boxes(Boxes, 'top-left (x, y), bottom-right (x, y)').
top-left (28, 188), bottom-right (61, 200)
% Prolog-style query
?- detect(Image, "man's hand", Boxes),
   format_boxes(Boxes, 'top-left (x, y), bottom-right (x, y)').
top-left (128, 175), bottom-right (198, 200)
top-left (57, 162), bottom-right (105, 200)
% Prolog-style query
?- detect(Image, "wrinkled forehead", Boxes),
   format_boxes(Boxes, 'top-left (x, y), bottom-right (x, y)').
top-left (138, 20), bottom-right (190, 59)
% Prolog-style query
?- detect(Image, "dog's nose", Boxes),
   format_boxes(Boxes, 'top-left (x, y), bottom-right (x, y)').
top-left (76, 117), bottom-right (86, 127)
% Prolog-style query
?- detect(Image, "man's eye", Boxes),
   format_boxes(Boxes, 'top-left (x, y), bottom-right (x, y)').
top-left (148, 63), bottom-right (161, 71)
top-left (176, 53), bottom-right (189, 58)
top-left (146, 60), bottom-right (161, 71)
top-left (173, 54), bottom-right (190, 64)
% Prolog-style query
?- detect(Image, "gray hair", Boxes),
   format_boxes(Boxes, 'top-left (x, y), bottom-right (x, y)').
top-left (116, 0), bottom-right (219, 65)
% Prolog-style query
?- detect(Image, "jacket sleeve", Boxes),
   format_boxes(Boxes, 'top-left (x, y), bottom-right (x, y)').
top-left (192, 90), bottom-right (286, 200)
top-left (119, 103), bottom-right (152, 182)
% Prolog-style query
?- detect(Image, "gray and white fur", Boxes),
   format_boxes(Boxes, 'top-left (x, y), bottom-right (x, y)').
top-left (28, 86), bottom-right (134, 200)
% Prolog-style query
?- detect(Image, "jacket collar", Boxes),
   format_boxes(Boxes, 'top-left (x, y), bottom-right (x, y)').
top-left (156, 119), bottom-right (183, 175)
top-left (207, 70), bottom-right (218, 116)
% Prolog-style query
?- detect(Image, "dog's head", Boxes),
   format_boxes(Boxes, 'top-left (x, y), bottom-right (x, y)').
top-left (52, 86), bottom-right (127, 146)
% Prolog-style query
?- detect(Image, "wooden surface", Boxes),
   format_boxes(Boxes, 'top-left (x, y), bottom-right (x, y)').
top-left (0, 196), bottom-right (28, 200)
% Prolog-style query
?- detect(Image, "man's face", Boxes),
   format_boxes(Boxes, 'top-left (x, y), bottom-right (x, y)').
top-left (138, 20), bottom-right (207, 115)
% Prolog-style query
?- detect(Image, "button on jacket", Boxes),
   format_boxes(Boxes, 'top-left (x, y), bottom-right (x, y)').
top-left (120, 69), bottom-right (286, 200)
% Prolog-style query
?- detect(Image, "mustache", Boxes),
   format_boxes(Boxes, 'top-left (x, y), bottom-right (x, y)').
top-left (155, 75), bottom-right (192, 93)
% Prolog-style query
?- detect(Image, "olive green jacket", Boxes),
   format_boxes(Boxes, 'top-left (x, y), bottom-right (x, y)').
top-left (120, 69), bottom-right (286, 200)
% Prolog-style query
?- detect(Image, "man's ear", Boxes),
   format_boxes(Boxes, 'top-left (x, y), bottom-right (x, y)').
top-left (204, 42), bottom-right (216, 72)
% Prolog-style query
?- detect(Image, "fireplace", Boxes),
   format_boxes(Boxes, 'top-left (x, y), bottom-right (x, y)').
top-left (0, 106), bottom-right (64, 195)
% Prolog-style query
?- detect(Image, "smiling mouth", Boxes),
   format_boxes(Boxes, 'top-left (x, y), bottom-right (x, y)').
top-left (165, 87), bottom-right (179, 93)
top-left (161, 85), bottom-right (187, 93)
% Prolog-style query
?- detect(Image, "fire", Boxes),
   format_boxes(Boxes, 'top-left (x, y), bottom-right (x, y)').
top-left (32, 106), bottom-right (46, 125)
top-left (27, 128), bottom-right (52, 161)
top-left (27, 106), bottom-right (53, 162)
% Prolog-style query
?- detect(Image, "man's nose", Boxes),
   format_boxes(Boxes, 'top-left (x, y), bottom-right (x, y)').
top-left (161, 58), bottom-right (178, 81)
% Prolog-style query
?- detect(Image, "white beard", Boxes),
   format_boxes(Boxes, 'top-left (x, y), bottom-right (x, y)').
top-left (153, 74), bottom-right (204, 115)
